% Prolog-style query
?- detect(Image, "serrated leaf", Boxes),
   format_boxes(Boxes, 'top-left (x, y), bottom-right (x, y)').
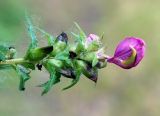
top-left (16, 65), bottom-right (31, 91)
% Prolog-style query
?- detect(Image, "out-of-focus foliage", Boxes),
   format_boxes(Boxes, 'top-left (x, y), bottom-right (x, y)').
top-left (0, 0), bottom-right (160, 116)
top-left (0, 0), bottom-right (24, 42)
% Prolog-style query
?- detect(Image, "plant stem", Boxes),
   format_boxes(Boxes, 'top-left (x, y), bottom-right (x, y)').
top-left (0, 58), bottom-right (31, 65)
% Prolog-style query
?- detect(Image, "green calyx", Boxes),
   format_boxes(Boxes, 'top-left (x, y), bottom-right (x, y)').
top-left (25, 46), bottom-right (53, 61)
top-left (87, 41), bottom-right (100, 52)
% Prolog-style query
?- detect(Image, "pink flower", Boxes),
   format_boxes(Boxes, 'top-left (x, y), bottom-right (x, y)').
top-left (107, 37), bottom-right (145, 69)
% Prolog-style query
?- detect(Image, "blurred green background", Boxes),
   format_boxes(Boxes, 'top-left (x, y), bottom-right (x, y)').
top-left (0, 0), bottom-right (160, 116)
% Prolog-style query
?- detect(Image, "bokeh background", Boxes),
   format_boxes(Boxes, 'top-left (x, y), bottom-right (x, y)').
top-left (0, 0), bottom-right (160, 116)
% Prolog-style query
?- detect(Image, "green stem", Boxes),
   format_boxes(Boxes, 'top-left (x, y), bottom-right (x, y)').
top-left (0, 58), bottom-right (31, 65)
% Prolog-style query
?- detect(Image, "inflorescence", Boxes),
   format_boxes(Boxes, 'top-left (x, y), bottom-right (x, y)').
top-left (0, 15), bottom-right (145, 95)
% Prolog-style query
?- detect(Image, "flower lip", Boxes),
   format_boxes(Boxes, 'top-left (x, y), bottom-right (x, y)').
top-left (107, 37), bottom-right (145, 69)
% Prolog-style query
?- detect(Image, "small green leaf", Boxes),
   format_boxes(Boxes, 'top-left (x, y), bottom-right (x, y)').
top-left (41, 63), bottom-right (61, 95)
top-left (16, 65), bottom-right (31, 91)
top-left (41, 73), bottom-right (60, 96)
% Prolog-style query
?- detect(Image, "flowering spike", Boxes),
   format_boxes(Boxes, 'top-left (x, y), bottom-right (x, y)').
top-left (0, 15), bottom-right (146, 95)
top-left (107, 37), bottom-right (145, 69)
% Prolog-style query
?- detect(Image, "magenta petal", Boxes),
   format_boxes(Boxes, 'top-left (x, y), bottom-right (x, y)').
top-left (107, 37), bottom-right (145, 69)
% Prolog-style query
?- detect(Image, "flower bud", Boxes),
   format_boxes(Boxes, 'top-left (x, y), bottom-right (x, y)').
top-left (51, 32), bottom-right (68, 56)
top-left (8, 47), bottom-right (17, 59)
top-left (85, 34), bottom-right (101, 52)
top-left (56, 32), bottom-right (68, 43)
top-left (107, 37), bottom-right (145, 69)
